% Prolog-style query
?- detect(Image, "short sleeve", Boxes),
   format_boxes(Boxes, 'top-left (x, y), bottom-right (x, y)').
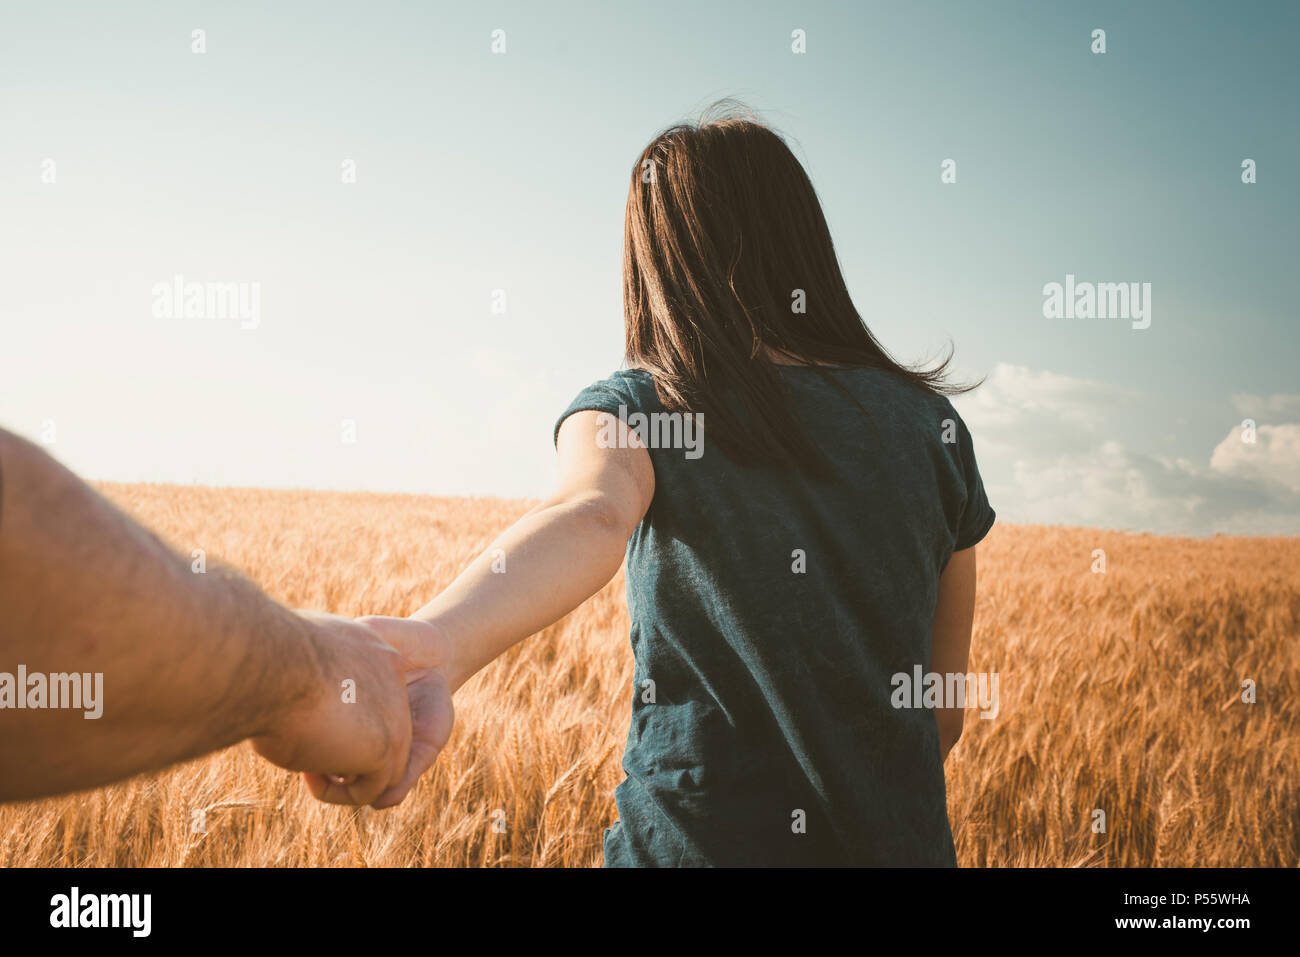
top-left (553, 371), bottom-right (645, 447)
top-left (949, 407), bottom-right (996, 550)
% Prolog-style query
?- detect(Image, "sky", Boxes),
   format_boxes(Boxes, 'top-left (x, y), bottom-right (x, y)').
top-left (1, 0), bottom-right (1297, 535)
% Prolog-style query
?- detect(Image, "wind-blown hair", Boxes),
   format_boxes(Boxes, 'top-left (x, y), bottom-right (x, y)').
top-left (622, 101), bottom-right (974, 475)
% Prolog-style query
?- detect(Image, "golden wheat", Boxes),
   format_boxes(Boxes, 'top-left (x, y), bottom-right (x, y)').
top-left (2, 484), bottom-right (1296, 867)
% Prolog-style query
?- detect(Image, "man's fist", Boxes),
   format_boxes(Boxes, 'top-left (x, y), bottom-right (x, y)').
top-left (251, 612), bottom-right (415, 807)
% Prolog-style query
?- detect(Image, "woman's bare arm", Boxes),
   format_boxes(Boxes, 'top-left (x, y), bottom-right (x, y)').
top-left (362, 410), bottom-right (655, 700)
top-left (929, 545), bottom-right (978, 762)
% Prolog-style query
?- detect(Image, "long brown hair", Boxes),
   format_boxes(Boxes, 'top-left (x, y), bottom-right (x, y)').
top-left (622, 101), bottom-right (976, 476)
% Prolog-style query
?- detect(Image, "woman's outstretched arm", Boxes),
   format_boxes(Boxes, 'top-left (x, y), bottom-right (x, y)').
top-left (364, 410), bottom-right (655, 697)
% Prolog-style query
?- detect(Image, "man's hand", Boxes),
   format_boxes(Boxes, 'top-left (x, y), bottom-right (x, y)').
top-left (354, 615), bottom-right (457, 808)
top-left (250, 611), bottom-right (447, 809)
top-left (0, 428), bottom-right (454, 805)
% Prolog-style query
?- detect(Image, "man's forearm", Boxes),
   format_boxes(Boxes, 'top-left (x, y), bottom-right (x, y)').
top-left (0, 430), bottom-right (321, 801)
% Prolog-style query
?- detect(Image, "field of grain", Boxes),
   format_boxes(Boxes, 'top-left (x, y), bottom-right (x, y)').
top-left (2, 483), bottom-right (1297, 867)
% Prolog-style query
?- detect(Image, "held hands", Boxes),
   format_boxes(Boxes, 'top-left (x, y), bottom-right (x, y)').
top-left (250, 611), bottom-right (454, 810)
top-left (355, 614), bottom-right (457, 807)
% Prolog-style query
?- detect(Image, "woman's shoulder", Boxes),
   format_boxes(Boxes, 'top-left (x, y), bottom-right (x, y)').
top-left (557, 366), bottom-right (662, 430)
top-left (583, 366), bottom-right (660, 406)
top-left (616, 365), bottom-right (656, 384)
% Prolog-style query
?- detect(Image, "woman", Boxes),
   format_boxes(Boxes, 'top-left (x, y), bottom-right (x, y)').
top-left (351, 104), bottom-right (995, 866)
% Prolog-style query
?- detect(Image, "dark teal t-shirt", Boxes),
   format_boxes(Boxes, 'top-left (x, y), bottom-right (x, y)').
top-left (555, 365), bottom-right (995, 867)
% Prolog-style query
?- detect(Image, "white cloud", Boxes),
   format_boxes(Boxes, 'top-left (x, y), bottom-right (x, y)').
top-left (1210, 424), bottom-right (1300, 493)
top-left (956, 364), bottom-right (1139, 462)
top-left (960, 363), bottom-right (1134, 432)
top-left (953, 367), bottom-right (1300, 535)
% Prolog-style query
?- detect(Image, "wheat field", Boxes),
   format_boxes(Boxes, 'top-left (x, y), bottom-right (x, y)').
top-left (2, 483), bottom-right (1297, 867)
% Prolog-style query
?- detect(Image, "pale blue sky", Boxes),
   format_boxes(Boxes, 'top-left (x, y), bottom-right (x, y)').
top-left (1, 1), bottom-right (1297, 534)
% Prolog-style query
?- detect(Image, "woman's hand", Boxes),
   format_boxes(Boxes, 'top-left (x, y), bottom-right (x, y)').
top-left (354, 615), bottom-right (457, 808)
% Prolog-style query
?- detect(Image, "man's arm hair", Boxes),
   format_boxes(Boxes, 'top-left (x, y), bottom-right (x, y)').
top-left (0, 428), bottom-right (322, 801)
